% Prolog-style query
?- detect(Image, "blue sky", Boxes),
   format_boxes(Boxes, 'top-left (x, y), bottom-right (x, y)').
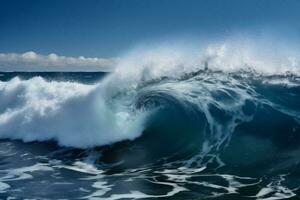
top-left (1, 0), bottom-right (300, 71)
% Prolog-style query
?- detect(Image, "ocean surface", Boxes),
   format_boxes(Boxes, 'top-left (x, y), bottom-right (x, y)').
top-left (0, 68), bottom-right (299, 199)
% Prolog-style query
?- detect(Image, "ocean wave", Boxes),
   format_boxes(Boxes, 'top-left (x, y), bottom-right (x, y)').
top-left (0, 42), bottom-right (299, 160)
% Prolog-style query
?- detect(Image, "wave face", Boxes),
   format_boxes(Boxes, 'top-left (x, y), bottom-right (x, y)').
top-left (0, 42), bottom-right (300, 199)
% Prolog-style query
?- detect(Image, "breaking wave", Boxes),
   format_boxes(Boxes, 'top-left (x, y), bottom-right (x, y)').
top-left (0, 40), bottom-right (299, 166)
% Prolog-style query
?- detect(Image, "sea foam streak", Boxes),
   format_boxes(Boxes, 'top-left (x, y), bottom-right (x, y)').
top-left (0, 39), bottom-right (299, 149)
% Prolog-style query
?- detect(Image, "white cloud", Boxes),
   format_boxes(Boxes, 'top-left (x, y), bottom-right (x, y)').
top-left (0, 51), bottom-right (118, 71)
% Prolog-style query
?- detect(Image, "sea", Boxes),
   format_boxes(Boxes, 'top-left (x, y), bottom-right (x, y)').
top-left (0, 67), bottom-right (299, 199)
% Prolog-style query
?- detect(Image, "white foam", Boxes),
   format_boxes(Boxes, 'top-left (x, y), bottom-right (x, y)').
top-left (113, 38), bottom-right (300, 85)
top-left (0, 77), bottom-right (147, 148)
top-left (56, 161), bottom-right (103, 175)
top-left (0, 182), bottom-right (10, 192)
top-left (252, 175), bottom-right (297, 200)
top-left (0, 163), bottom-right (53, 181)
top-left (85, 180), bottom-right (187, 200)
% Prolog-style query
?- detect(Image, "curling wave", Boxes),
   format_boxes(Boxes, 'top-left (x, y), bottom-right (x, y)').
top-left (0, 41), bottom-right (299, 166)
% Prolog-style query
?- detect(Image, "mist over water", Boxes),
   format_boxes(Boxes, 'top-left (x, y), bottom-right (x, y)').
top-left (0, 38), bottom-right (300, 199)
